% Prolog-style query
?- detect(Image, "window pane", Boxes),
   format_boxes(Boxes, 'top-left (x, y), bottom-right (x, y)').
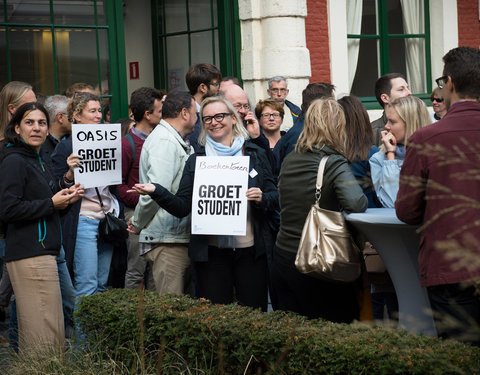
top-left (0, 29), bottom-right (7, 86)
top-left (166, 35), bottom-right (188, 91)
top-left (9, 27), bottom-right (55, 95)
top-left (191, 31), bottom-right (214, 65)
top-left (56, 28), bottom-right (100, 94)
top-left (7, 0), bottom-right (50, 24)
top-left (388, 38), bottom-right (407, 76)
top-left (360, 0), bottom-right (376, 34)
top-left (214, 29), bottom-right (219, 66)
top-left (53, 0), bottom-right (104, 26)
top-left (398, 1), bottom-right (424, 34)
top-left (189, 0), bottom-right (214, 30)
top-left (390, 37), bottom-right (426, 94)
top-left (164, 0), bottom-right (187, 34)
top-left (350, 38), bottom-right (379, 97)
top-left (387, 0), bottom-right (404, 34)
top-left (98, 29), bottom-right (109, 96)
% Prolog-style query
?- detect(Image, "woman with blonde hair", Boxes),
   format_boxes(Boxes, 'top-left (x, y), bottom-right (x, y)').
top-left (370, 95), bottom-right (431, 208)
top-left (271, 97), bottom-right (367, 322)
top-left (0, 81), bottom-right (36, 139)
top-left (129, 96), bottom-right (278, 311)
top-left (51, 92), bottom-right (120, 316)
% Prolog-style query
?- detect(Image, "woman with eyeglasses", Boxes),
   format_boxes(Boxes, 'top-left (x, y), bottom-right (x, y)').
top-left (255, 99), bottom-right (285, 179)
top-left (51, 92), bottom-right (121, 315)
top-left (430, 87), bottom-right (447, 122)
top-left (369, 96), bottom-right (431, 208)
top-left (129, 96), bottom-right (278, 312)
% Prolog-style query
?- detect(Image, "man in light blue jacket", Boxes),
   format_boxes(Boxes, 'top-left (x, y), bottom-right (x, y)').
top-left (131, 91), bottom-right (197, 295)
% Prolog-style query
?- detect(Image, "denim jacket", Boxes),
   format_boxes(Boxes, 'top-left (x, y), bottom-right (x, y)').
top-left (369, 146), bottom-right (405, 208)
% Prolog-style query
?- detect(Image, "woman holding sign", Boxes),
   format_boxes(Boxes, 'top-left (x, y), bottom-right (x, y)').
top-left (0, 102), bottom-right (83, 352)
top-left (51, 92), bottom-right (120, 313)
top-left (129, 96), bottom-right (278, 311)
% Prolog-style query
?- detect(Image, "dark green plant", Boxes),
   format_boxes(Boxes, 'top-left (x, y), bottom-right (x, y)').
top-left (76, 289), bottom-right (480, 375)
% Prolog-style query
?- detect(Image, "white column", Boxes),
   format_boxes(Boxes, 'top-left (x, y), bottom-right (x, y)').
top-left (238, 0), bottom-right (311, 107)
top-left (429, 0), bottom-right (458, 80)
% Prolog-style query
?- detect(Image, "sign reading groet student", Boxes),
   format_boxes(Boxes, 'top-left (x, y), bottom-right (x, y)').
top-left (72, 123), bottom-right (122, 189)
top-left (191, 156), bottom-right (250, 236)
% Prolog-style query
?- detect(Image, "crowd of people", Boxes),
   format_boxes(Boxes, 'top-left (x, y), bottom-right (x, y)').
top-left (0, 46), bottom-right (479, 354)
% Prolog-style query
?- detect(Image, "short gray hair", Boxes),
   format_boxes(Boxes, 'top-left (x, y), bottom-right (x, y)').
top-left (268, 76), bottom-right (287, 89)
top-left (44, 95), bottom-right (70, 124)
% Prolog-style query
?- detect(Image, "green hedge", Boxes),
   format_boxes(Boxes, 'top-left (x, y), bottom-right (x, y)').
top-left (76, 289), bottom-right (480, 374)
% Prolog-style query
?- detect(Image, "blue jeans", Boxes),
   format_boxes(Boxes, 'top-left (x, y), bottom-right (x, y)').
top-left (57, 246), bottom-right (75, 329)
top-left (73, 216), bottom-right (113, 310)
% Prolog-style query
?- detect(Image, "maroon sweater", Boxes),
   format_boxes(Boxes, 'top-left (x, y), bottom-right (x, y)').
top-left (117, 129), bottom-right (145, 208)
top-left (396, 101), bottom-right (480, 287)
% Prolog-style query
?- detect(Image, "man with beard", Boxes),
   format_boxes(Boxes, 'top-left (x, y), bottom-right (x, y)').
top-left (396, 47), bottom-right (480, 346)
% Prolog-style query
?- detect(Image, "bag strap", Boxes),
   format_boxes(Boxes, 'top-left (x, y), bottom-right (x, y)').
top-left (315, 156), bottom-right (329, 202)
top-left (95, 187), bottom-right (107, 214)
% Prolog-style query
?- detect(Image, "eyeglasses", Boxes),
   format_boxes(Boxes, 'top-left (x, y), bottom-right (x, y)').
top-left (202, 112), bottom-right (231, 124)
top-left (270, 88), bottom-right (287, 93)
top-left (208, 81), bottom-right (220, 88)
top-left (233, 103), bottom-right (251, 111)
top-left (435, 75), bottom-right (448, 89)
top-left (430, 97), bottom-right (444, 103)
top-left (260, 112), bottom-right (281, 119)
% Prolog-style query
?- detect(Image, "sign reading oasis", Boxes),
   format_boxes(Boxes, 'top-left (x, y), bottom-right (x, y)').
top-left (72, 123), bottom-right (122, 188)
top-left (191, 156), bottom-right (249, 236)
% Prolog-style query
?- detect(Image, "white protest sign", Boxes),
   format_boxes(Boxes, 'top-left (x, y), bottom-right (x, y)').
top-left (191, 156), bottom-right (250, 235)
top-left (72, 123), bottom-right (122, 188)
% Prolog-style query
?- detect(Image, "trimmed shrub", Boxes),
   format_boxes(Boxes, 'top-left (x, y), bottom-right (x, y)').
top-left (77, 289), bottom-right (480, 374)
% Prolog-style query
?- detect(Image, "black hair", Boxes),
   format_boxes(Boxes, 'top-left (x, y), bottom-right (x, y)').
top-left (129, 87), bottom-right (165, 123)
top-left (374, 73), bottom-right (405, 107)
top-left (162, 91), bottom-right (194, 119)
top-left (443, 47), bottom-right (480, 100)
top-left (185, 63), bottom-right (222, 96)
top-left (301, 82), bottom-right (335, 114)
top-left (3, 101), bottom-right (49, 145)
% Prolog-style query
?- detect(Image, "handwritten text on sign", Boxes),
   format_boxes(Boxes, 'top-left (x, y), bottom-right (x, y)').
top-left (191, 156), bottom-right (249, 235)
top-left (72, 123), bottom-right (122, 188)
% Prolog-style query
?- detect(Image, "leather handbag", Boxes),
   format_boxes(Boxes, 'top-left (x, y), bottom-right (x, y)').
top-left (295, 156), bottom-right (361, 283)
top-left (95, 188), bottom-right (128, 246)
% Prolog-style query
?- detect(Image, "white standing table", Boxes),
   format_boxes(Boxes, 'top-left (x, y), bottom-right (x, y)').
top-left (345, 208), bottom-right (436, 336)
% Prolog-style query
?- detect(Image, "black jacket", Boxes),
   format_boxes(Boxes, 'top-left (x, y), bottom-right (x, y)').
top-left (0, 142), bottom-right (62, 262)
top-left (40, 133), bottom-right (60, 171)
top-left (148, 141), bottom-right (279, 262)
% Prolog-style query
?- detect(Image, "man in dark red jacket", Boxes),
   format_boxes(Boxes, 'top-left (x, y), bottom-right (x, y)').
top-left (118, 87), bottom-right (164, 289)
top-left (396, 47), bottom-right (480, 346)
